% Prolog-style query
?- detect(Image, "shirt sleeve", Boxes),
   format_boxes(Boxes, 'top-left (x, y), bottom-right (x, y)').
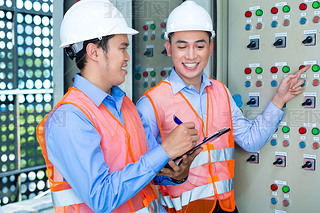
top-left (45, 104), bottom-right (169, 212)
top-left (136, 96), bottom-right (181, 185)
top-left (226, 87), bottom-right (285, 152)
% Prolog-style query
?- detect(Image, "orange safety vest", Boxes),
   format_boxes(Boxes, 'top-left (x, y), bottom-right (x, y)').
top-left (144, 79), bottom-right (236, 213)
top-left (37, 87), bottom-right (159, 213)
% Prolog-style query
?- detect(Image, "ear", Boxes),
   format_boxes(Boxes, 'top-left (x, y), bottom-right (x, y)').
top-left (86, 43), bottom-right (99, 61)
top-left (165, 41), bottom-right (172, 57)
top-left (209, 41), bottom-right (214, 56)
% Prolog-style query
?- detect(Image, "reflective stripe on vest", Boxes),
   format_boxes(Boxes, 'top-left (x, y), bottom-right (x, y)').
top-left (51, 188), bottom-right (83, 207)
top-left (160, 179), bottom-right (234, 211)
top-left (136, 199), bottom-right (162, 213)
top-left (191, 148), bottom-right (234, 169)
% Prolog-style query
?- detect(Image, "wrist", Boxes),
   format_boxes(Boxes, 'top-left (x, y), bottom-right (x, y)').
top-left (171, 176), bottom-right (187, 184)
top-left (272, 93), bottom-right (285, 110)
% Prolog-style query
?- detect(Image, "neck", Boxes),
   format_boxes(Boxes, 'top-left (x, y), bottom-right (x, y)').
top-left (81, 67), bottom-right (112, 95)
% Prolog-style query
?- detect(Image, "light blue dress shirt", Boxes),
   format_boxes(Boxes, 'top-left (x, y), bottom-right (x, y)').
top-left (45, 74), bottom-right (170, 213)
top-left (136, 68), bottom-right (285, 153)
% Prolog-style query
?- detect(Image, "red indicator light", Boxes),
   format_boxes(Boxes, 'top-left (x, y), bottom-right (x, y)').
top-left (271, 7), bottom-right (278, 14)
top-left (245, 11), bottom-right (252, 18)
top-left (299, 3), bottom-right (307, 10)
top-left (244, 67), bottom-right (252, 74)
top-left (160, 71), bottom-right (166, 76)
top-left (299, 127), bottom-right (307, 134)
top-left (313, 142), bottom-right (319, 150)
top-left (270, 184), bottom-right (278, 191)
top-left (143, 72), bottom-right (148, 77)
top-left (299, 65), bottom-right (306, 70)
top-left (256, 80), bottom-right (262, 87)
top-left (160, 22), bottom-right (166, 28)
top-left (270, 66), bottom-right (278, 73)
top-left (143, 25), bottom-right (148, 30)
top-left (283, 140), bottom-right (290, 147)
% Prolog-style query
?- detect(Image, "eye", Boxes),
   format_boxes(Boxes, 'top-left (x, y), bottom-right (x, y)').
top-left (197, 46), bottom-right (204, 49)
top-left (177, 46), bottom-right (186, 49)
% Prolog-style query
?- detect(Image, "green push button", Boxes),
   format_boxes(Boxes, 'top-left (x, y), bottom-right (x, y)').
top-left (150, 24), bottom-right (156, 30)
top-left (255, 67), bottom-right (263, 74)
top-left (312, 64), bottom-right (320, 72)
top-left (150, 71), bottom-right (156, 77)
top-left (312, 127), bottom-right (320, 135)
top-left (282, 185), bottom-right (290, 193)
top-left (283, 5), bottom-right (291, 13)
top-left (313, 1), bottom-right (320, 9)
top-left (282, 126), bottom-right (290, 133)
top-left (256, 9), bottom-right (263, 16)
top-left (135, 73), bottom-right (141, 80)
top-left (282, 66), bottom-right (290, 73)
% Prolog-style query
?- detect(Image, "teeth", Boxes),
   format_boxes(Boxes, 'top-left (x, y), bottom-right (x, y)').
top-left (184, 63), bottom-right (198, 68)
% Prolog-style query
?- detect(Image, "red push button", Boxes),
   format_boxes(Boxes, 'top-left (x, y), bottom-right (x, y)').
top-left (271, 7), bottom-right (278, 14)
top-left (299, 127), bottom-right (307, 134)
top-left (244, 68), bottom-right (252, 74)
top-left (160, 22), bottom-right (166, 28)
top-left (160, 70), bottom-right (166, 76)
top-left (299, 65), bottom-right (306, 70)
top-left (270, 66), bottom-right (278, 73)
top-left (299, 3), bottom-right (307, 10)
top-left (270, 184), bottom-right (278, 191)
top-left (313, 16), bottom-right (320, 23)
top-left (143, 72), bottom-right (148, 77)
top-left (245, 11), bottom-right (252, 18)
top-left (143, 25), bottom-right (148, 30)
top-left (313, 79), bottom-right (319, 86)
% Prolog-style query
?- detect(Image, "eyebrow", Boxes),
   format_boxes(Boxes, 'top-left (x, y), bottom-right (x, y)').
top-left (121, 42), bottom-right (129, 47)
top-left (175, 39), bottom-right (208, 44)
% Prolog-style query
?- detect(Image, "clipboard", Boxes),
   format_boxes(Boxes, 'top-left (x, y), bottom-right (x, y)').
top-left (164, 127), bottom-right (231, 168)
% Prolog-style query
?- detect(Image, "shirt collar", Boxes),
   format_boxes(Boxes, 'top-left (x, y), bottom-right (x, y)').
top-left (73, 73), bottom-right (126, 107)
top-left (167, 67), bottom-right (213, 95)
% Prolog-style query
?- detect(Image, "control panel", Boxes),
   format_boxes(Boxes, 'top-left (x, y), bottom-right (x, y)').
top-left (226, 1), bottom-right (320, 212)
top-left (132, 0), bottom-right (182, 103)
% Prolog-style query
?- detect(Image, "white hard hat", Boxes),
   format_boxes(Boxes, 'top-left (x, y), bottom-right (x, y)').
top-left (60, 0), bottom-right (138, 52)
top-left (164, 0), bottom-right (215, 40)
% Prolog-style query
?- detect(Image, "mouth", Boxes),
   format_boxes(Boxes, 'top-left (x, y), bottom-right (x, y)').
top-left (121, 64), bottom-right (128, 74)
top-left (183, 62), bottom-right (199, 70)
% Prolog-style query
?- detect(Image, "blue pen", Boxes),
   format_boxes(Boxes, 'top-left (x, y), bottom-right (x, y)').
top-left (173, 115), bottom-right (183, 125)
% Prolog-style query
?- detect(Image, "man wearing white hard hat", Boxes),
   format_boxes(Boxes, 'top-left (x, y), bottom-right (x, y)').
top-left (36, 0), bottom-right (200, 212)
top-left (137, 1), bottom-right (310, 212)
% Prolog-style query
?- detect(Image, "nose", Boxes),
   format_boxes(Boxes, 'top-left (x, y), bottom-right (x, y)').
top-left (185, 46), bottom-right (197, 60)
top-left (124, 49), bottom-right (130, 61)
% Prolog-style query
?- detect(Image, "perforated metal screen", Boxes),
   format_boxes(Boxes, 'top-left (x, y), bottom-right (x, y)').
top-left (0, 0), bottom-right (53, 206)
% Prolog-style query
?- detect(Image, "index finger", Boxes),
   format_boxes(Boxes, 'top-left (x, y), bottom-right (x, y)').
top-left (295, 64), bottom-right (310, 77)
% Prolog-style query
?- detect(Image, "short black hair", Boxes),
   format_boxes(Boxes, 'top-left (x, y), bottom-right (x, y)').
top-left (168, 31), bottom-right (212, 44)
top-left (75, 34), bottom-right (115, 70)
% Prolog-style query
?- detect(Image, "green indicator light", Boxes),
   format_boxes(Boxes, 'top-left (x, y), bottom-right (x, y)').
top-left (282, 186), bottom-right (290, 193)
top-left (168, 70), bottom-right (171, 75)
top-left (150, 71), bottom-right (156, 77)
top-left (256, 67), bottom-right (263, 74)
top-left (150, 24), bottom-right (156, 30)
top-left (135, 73), bottom-right (141, 80)
top-left (312, 64), bottom-right (320, 72)
top-left (313, 1), bottom-right (320, 9)
top-left (283, 5), bottom-right (291, 13)
top-left (256, 9), bottom-right (263, 16)
top-left (312, 128), bottom-right (320, 135)
top-left (282, 66), bottom-right (290, 73)
top-left (282, 126), bottom-right (290, 133)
